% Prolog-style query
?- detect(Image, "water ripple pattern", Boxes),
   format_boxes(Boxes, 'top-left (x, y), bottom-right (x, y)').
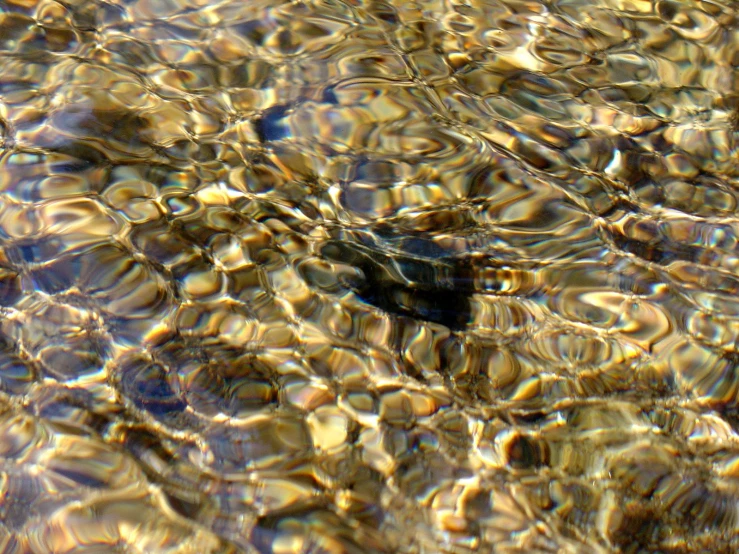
top-left (0, 0), bottom-right (738, 552)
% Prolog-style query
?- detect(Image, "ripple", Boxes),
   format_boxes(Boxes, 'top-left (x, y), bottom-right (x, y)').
top-left (0, 0), bottom-right (738, 552)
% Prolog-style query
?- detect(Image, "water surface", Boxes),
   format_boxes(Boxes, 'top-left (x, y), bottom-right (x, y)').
top-left (0, 0), bottom-right (738, 552)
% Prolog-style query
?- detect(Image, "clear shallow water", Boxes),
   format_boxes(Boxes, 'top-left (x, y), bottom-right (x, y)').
top-left (0, 0), bottom-right (738, 552)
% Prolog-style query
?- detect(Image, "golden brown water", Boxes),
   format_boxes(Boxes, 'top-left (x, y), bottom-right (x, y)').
top-left (0, 0), bottom-right (738, 552)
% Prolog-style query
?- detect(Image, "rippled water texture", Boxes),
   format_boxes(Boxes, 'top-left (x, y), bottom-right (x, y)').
top-left (0, 0), bottom-right (738, 552)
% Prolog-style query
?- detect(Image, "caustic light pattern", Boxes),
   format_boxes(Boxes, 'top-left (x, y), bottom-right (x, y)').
top-left (0, 0), bottom-right (738, 552)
